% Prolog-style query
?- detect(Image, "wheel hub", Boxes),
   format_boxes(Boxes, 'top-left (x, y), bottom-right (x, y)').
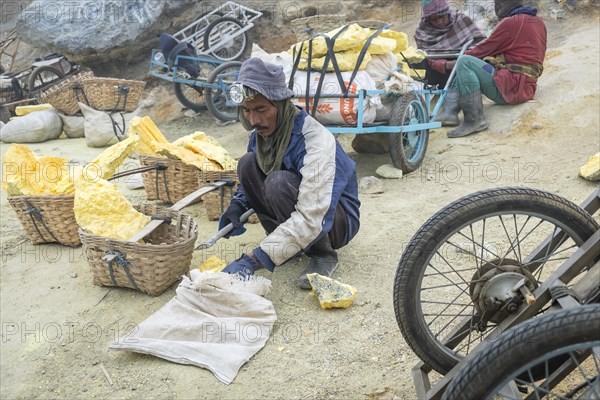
top-left (470, 259), bottom-right (538, 324)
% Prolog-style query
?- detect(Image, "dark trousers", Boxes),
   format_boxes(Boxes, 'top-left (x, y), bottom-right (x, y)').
top-left (411, 59), bottom-right (449, 88)
top-left (237, 152), bottom-right (348, 250)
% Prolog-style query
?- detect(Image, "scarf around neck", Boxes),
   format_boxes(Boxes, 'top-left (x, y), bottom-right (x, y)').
top-left (508, 6), bottom-right (538, 16)
top-left (414, 10), bottom-right (485, 52)
top-left (239, 99), bottom-right (299, 175)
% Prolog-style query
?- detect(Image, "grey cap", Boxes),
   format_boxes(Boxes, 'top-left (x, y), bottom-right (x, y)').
top-left (238, 58), bottom-right (294, 101)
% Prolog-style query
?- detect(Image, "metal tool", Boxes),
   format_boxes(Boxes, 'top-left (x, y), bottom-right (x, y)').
top-left (195, 208), bottom-right (255, 250)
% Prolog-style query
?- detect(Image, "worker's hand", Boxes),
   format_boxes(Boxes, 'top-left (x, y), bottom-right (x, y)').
top-left (445, 60), bottom-right (457, 70)
top-left (222, 254), bottom-right (261, 278)
top-left (218, 201), bottom-right (246, 238)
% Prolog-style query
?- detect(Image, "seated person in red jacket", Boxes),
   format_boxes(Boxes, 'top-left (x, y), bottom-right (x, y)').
top-left (445, 0), bottom-right (547, 138)
top-left (414, 0), bottom-right (486, 88)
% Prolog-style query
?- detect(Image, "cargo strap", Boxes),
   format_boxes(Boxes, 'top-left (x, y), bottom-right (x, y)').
top-left (72, 82), bottom-right (90, 106)
top-left (102, 251), bottom-right (140, 291)
top-left (152, 163), bottom-right (172, 203)
top-left (108, 111), bottom-right (126, 141)
top-left (23, 201), bottom-right (59, 243)
top-left (113, 85), bottom-right (130, 112)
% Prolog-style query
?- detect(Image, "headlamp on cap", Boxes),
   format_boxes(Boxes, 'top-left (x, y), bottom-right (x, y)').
top-left (229, 82), bottom-right (256, 106)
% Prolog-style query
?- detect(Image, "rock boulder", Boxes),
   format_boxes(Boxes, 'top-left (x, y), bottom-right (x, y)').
top-left (16, 0), bottom-right (199, 68)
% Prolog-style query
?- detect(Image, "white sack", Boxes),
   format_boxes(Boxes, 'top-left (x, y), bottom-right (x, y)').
top-left (110, 272), bottom-right (277, 385)
top-left (0, 109), bottom-right (63, 143)
top-left (79, 102), bottom-right (140, 148)
top-left (250, 43), bottom-right (294, 80)
top-left (366, 52), bottom-right (398, 89)
top-left (291, 70), bottom-right (379, 125)
top-left (58, 113), bottom-right (85, 138)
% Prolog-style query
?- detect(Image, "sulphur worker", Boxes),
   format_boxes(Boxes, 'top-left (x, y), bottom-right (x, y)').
top-left (444, 0), bottom-right (547, 138)
top-left (413, 0), bottom-right (486, 126)
top-left (218, 58), bottom-right (361, 289)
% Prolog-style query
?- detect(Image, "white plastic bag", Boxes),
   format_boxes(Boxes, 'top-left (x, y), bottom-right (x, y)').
top-left (291, 70), bottom-right (379, 125)
top-left (0, 109), bottom-right (63, 143)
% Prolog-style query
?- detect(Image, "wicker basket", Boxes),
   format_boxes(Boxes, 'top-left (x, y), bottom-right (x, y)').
top-left (139, 155), bottom-right (204, 204)
top-left (7, 195), bottom-right (81, 246)
top-left (79, 204), bottom-right (198, 296)
top-left (199, 170), bottom-right (238, 220)
top-left (40, 70), bottom-right (95, 115)
top-left (81, 77), bottom-right (146, 112)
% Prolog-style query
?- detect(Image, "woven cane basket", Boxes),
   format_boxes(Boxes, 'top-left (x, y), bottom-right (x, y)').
top-left (7, 195), bottom-right (81, 246)
top-left (81, 77), bottom-right (146, 112)
top-left (40, 70), bottom-right (95, 115)
top-left (79, 204), bottom-right (198, 296)
top-left (139, 155), bottom-right (203, 204)
top-left (199, 170), bottom-right (238, 220)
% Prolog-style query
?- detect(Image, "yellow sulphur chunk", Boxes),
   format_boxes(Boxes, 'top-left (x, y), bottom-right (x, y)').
top-left (298, 51), bottom-right (372, 72)
top-left (2, 144), bottom-right (52, 195)
top-left (306, 273), bottom-right (359, 309)
top-left (73, 172), bottom-right (150, 240)
top-left (198, 256), bottom-right (227, 272)
top-left (88, 134), bottom-right (139, 180)
top-left (290, 23), bottom-right (369, 58)
top-left (579, 152), bottom-right (600, 181)
top-left (128, 116), bottom-right (169, 156)
top-left (174, 132), bottom-right (237, 171)
top-left (154, 142), bottom-right (219, 171)
top-left (376, 30), bottom-right (409, 53)
top-left (15, 104), bottom-right (54, 116)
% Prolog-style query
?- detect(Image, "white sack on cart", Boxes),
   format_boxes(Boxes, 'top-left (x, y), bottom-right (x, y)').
top-left (250, 44), bottom-right (293, 79)
top-left (291, 71), bottom-right (380, 125)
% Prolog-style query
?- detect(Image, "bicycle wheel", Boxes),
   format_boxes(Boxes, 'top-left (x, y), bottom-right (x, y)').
top-left (173, 82), bottom-right (207, 111)
top-left (442, 304), bottom-right (600, 400)
top-left (205, 61), bottom-right (241, 122)
top-left (203, 17), bottom-right (248, 61)
top-left (28, 65), bottom-right (64, 94)
top-left (388, 92), bottom-right (429, 174)
top-left (393, 187), bottom-right (599, 374)
top-left (172, 61), bottom-right (216, 112)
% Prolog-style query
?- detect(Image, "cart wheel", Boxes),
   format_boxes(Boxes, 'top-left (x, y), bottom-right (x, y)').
top-left (173, 82), bottom-right (207, 112)
top-left (388, 93), bottom-right (429, 174)
top-left (28, 65), bottom-right (64, 94)
top-left (203, 17), bottom-right (249, 62)
top-left (205, 61), bottom-right (241, 122)
top-left (441, 304), bottom-right (600, 400)
top-left (392, 187), bottom-right (599, 375)
top-left (193, 11), bottom-right (223, 35)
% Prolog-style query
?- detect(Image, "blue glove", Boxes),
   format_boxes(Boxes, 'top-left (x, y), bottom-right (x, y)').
top-left (222, 254), bottom-right (261, 278)
top-left (218, 201), bottom-right (247, 238)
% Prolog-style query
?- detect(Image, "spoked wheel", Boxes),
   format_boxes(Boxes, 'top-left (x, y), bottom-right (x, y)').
top-left (205, 61), bottom-right (241, 122)
top-left (203, 17), bottom-right (248, 61)
top-left (193, 11), bottom-right (223, 35)
top-left (28, 65), bottom-right (64, 94)
top-left (172, 61), bottom-right (217, 112)
top-left (393, 187), bottom-right (599, 374)
top-left (388, 92), bottom-right (429, 174)
top-left (442, 304), bottom-right (600, 400)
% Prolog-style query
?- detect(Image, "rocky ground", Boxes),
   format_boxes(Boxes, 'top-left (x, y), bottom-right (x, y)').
top-left (1, 1), bottom-right (599, 399)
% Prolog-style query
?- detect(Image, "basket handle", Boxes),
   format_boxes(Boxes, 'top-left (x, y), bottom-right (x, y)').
top-left (128, 179), bottom-right (236, 243)
top-left (107, 163), bottom-right (167, 181)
